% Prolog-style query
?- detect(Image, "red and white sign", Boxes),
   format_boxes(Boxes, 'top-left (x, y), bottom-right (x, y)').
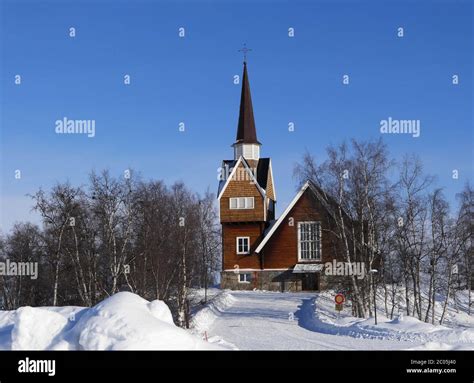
top-left (335, 293), bottom-right (345, 305)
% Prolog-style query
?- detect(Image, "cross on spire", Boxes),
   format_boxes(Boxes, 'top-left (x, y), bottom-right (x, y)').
top-left (238, 43), bottom-right (252, 63)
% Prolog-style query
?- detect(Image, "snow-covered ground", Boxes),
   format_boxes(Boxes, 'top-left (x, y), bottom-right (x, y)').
top-left (0, 292), bottom-right (220, 350)
top-left (191, 290), bottom-right (474, 350)
top-left (1, 289), bottom-right (472, 350)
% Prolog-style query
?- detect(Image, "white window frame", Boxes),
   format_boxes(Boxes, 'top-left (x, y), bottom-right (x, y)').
top-left (229, 197), bottom-right (254, 210)
top-left (236, 236), bottom-right (250, 255)
top-left (239, 273), bottom-right (251, 283)
top-left (297, 221), bottom-right (322, 261)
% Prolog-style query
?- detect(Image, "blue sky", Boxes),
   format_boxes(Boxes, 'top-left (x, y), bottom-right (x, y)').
top-left (1, 0), bottom-right (472, 231)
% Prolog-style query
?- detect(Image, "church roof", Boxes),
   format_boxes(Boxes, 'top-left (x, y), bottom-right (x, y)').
top-left (256, 158), bottom-right (270, 189)
top-left (235, 62), bottom-right (261, 145)
top-left (255, 180), bottom-right (340, 253)
top-left (255, 180), bottom-right (366, 254)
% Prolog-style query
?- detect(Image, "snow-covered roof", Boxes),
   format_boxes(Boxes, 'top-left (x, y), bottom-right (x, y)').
top-left (292, 263), bottom-right (324, 273)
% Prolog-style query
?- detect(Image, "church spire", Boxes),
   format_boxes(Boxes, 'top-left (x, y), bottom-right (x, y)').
top-left (235, 61), bottom-right (260, 145)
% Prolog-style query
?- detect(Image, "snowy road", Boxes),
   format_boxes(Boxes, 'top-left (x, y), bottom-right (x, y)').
top-left (199, 291), bottom-right (430, 350)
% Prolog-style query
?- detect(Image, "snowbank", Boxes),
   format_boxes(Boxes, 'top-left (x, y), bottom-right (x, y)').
top-left (190, 290), bottom-right (238, 349)
top-left (190, 290), bottom-right (237, 334)
top-left (307, 291), bottom-right (474, 348)
top-left (0, 292), bottom-right (221, 350)
top-left (12, 307), bottom-right (69, 350)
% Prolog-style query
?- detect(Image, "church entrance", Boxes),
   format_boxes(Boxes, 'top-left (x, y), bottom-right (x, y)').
top-left (301, 273), bottom-right (319, 291)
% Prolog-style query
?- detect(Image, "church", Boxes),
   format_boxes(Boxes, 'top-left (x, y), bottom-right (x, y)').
top-left (218, 60), bottom-right (349, 292)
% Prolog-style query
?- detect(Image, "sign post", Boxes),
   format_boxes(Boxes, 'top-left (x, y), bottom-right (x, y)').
top-left (334, 294), bottom-right (345, 318)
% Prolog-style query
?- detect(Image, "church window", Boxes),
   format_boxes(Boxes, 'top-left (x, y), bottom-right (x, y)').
top-left (298, 222), bottom-right (321, 260)
top-left (230, 197), bottom-right (254, 209)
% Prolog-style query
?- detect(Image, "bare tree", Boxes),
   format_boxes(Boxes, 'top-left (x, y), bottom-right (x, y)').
top-left (196, 190), bottom-right (221, 303)
top-left (89, 170), bottom-right (136, 296)
top-left (394, 155), bottom-right (433, 319)
top-left (31, 184), bottom-right (83, 306)
top-left (457, 183), bottom-right (473, 315)
top-left (425, 189), bottom-right (448, 324)
top-left (0, 223), bottom-right (46, 309)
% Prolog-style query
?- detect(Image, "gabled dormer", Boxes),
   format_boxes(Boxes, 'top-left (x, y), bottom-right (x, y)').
top-left (218, 156), bottom-right (266, 223)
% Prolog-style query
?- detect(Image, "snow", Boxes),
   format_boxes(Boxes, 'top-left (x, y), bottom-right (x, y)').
top-left (1, 289), bottom-right (472, 351)
top-left (191, 290), bottom-right (474, 350)
top-left (0, 292), bottom-right (221, 350)
top-left (190, 290), bottom-right (236, 334)
top-left (190, 291), bottom-right (238, 349)
top-left (11, 307), bottom-right (69, 350)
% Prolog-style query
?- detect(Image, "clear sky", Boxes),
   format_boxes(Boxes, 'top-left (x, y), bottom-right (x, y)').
top-left (1, 0), bottom-right (472, 232)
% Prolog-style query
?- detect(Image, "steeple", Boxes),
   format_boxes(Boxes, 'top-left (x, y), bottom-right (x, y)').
top-left (236, 62), bottom-right (260, 145)
top-left (233, 61), bottom-right (261, 160)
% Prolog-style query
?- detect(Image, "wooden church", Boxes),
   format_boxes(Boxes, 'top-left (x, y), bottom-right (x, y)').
top-left (218, 60), bottom-right (348, 292)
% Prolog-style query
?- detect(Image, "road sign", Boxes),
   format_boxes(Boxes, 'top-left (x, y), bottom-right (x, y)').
top-left (335, 303), bottom-right (343, 311)
top-left (335, 293), bottom-right (345, 305)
